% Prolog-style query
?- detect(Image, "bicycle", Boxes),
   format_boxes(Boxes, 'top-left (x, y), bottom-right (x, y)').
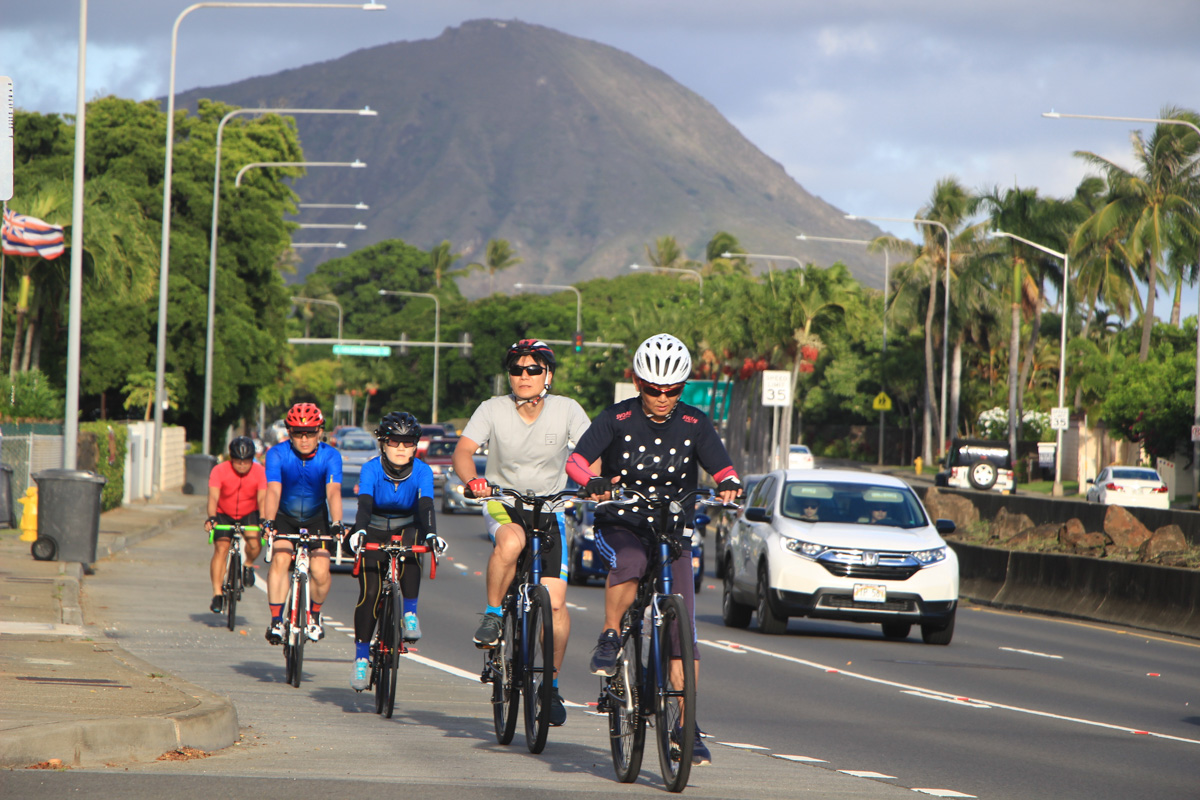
top-left (478, 486), bottom-right (581, 754)
top-left (211, 523), bottom-right (261, 632)
top-left (271, 530), bottom-right (335, 688)
top-left (355, 537), bottom-right (437, 718)
top-left (595, 486), bottom-right (735, 793)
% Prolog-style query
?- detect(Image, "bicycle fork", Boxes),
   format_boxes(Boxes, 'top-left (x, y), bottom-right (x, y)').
top-left (288, 549), bottom-right (311, 645)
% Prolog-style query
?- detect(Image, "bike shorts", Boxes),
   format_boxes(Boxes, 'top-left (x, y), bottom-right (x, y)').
top-left (272, 511), bottom-right (332, 555)
top-left (211, 511), bottom-right (261, 541)
top-left (484, 500), bottom-right (568, 582)
top-left (360, 524), bottom-right (422, 567)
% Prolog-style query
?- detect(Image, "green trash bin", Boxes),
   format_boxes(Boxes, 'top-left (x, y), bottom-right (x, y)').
top-left (31, 469), bottom-right (107, 564)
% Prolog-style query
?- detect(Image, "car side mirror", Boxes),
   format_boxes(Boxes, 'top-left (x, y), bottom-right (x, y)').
top-left (1086, 478), bottom-right (1094, 484)
top-left (744, 507), bottom-right (770, 523)
top-left (935, 519), bottom-right (956, 535)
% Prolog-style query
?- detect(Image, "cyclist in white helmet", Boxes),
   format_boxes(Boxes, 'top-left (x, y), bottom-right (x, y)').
top-left (566, 333), bottom-right (742, 766)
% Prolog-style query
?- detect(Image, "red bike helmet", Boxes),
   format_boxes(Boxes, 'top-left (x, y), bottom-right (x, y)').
top-left (285, 402), bottom-right (325, 429)
top-left (503, 339), bottom-right (556, 373)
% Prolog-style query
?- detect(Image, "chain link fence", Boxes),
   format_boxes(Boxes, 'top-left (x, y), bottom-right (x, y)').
top-left (2, 433), bottom-right (64, 500)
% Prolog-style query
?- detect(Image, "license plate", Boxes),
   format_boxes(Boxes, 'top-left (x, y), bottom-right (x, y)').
top-left (853, 584), bottom-right (887, 603)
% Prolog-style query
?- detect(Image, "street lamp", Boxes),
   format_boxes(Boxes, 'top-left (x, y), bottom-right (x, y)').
top-left (378, 289), bottom-right (440, 423)
top-left (990, 230), bottom-right (1069, 496)
top-left (798, 234), bottom-right (891, 465)
top-left (202, 106), bottom-right (377, 455)
top-left (290, 242), bottom-right (347, 248)
top-left (154, 1), bottom-right (385, 493)
top-left (235, 159), bottom-right (366, 187)
top-left (1045, 110), bottom-right (1200, 503)
top-left (298, 202), bottom-right (370, 210)
top-left (289, 296), bottom-right (343, 343)
top-left (512, 283), bottom-right (582, 337)
top-left (629, 263), bottom-right (703, 303)
top-left (296, 222), bottom-right (367, 230)
top-left (847, 213), bottom-right (952, 460)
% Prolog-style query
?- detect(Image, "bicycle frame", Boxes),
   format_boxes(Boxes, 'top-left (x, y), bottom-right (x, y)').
top-left (212, 523), bottom-right (261, 632)
top-left (272, 529), bottom-right (334, 687)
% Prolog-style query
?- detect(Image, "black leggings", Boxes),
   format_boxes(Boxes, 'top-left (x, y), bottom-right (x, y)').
top-left (354, 526), bottom-right (422, 644)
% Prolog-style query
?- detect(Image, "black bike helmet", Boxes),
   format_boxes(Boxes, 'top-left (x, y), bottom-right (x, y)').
top-left (229, 436), bottom-right (255, 460)
top-left (503, 338), bottom-right (556, 373)
top-left (375, 411), bottom-right (422, 443)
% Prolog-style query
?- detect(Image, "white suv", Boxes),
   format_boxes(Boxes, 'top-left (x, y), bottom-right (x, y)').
top-left (721, 469), bottom-right (959, 644)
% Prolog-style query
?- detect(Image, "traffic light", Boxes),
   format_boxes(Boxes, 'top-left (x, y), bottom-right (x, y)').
top-left (398, 332), bottom-right (410, 356)
top-left (573, 330), bottom-right (584, 353)
top-left (460, 331), bottom-right (472, 358)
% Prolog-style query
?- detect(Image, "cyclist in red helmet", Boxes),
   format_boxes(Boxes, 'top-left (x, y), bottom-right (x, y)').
top-left (261, 402), bottom-right (344, 645)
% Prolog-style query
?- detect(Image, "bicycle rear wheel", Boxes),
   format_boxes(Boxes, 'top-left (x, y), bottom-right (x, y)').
top-left (288, 578), bottom-right (308, 688)
top-left (608, 614), bottom-right (645, 783)
top-left (384, 590), bottom-right (402, 719)
top-left (653, 594), bottom-right (695, 792)
top-left (491, 604), bottom-right (519, 745)
top-left (522, 585), bottom-right (554, 754)
top-left (376, 590), bottom-right (394, 715)
top-left (225, 549), bottom-right (241, 632)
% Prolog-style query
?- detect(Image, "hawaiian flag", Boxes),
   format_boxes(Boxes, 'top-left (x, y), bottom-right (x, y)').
top-left (1, 208), bottom-right (65, 260)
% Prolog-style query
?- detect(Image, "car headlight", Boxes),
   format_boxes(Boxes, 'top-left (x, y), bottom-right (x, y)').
top-left (913, 546), bottom-right (947, 565)
top-left (783, 538), bottom-right (824, 559)
top-left (454, 484), bottom-right (465, 495)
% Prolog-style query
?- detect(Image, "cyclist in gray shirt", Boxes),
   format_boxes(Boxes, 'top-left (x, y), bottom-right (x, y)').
top-left (452, 339), bottom-right (590, 726)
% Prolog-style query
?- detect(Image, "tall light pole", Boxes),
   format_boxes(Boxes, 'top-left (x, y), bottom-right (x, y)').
top-left (234, 159), bottom-right (365, 186)
top-left (289, 296), bottom-right (343, 343)
top-left (291, 242), bottom-right (347, 249)
top-left (378, 290), bottom-right (440, 423)
top-left (297, 222), bottom-right (367, 230)
top-left (798, 234), bottom-right (891, 464)
top-left (203, 106), bottom-right (376, 455)
top-left (154, 1), bottom-right (385, 493)
top-left (629, 263), bottom-right (703, 303)
top-left (63, 0), bottom-right (88, 469)
top-left (847, 213), bottom-right (952, 460)
top-left (1045, 110), bottom-right (1200, 503)
top-left (513, 282), bottom-right (582, 334)
top-left (990, 231), bottom-right (1069, 496)
top-left (297, 202), bottom-right (370, 210)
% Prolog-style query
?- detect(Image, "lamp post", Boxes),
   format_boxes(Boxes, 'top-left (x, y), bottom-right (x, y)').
top-left (298, 202), bottom-right (370, 210)
top-left (296, 222), bottom-right (367, 230)
top-left (235, 159), bottom-right (365, 187)
top-left (629, 263), bottom-right (703, 303)
top-left (154, 1), bottom-right (385, 492)
top-left (63, 0), bottom-right (88, 468)
top-left (379, 290), bottom-right (440, 423)
top-left (798, 234), bottom-right (891, 465)
top-left (847, 213), bottom-right (951, 460)
top-left (512, 282), bottom-right (582, 334)
top-left (1045, 110), bottom-right (1200, 503)
top-left (289, 296), bottom-right (343, 343)
top-left (291, 242), bottom-right (347, 249)
top-left (202, 106), bottom-right (376, 456)
top-left (989, 230), bottom-right (1069, 496)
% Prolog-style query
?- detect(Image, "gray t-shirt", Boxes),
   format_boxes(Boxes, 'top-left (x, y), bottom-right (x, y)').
top-left (462, 394), bottom-right (591, 494)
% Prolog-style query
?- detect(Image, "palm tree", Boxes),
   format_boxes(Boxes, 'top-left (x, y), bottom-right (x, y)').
top-left (469, 238), bottom-right (523, 295)
top-left (428, 240), bottom-right (464, 289)
top-left (644, 235), bottom-right (687, 268)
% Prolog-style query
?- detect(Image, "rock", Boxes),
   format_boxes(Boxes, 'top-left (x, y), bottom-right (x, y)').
top-left (923, 488), bottom-right (978, 532)
top-left (990, 507), bottom-right (1035, 542)
top-left (1070, 532), bottom-right (1108, 553)
top-left (1008, 522), bottom-right (1060, 548)
top-left (1140, 525), bottom-right (1189, 561)
top-left (1103, 505), bottom-right (1153, 551)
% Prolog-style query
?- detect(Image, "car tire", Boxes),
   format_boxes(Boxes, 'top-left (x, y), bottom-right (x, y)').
top-left (921, 608), bottom-right (956, 645)
top-left (713, 534), bottom-right (726, 579)
top-left (566, 544), bottom-right (586, 586)
top-left (881, 621), bottom-right (911, 640)
top-left (721, 562), bottom-right (752, 629)
top-left (756, 565), bottom-right (788, 635)
top-left (968, 462), bottom-right (997, 491)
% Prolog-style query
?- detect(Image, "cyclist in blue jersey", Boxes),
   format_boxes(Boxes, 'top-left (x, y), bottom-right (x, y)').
top-left (345, 411), bottom-right (447, 691)
top-left (262, 402), bottom-right (344, 645)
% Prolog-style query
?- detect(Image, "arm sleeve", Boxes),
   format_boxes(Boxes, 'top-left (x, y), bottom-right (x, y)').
top-left (566, 451), bottom-right (598, 485)
top-left (417, 495), bottom-right (436, 538)
top-left (353, 495), bottom-right (375, 532)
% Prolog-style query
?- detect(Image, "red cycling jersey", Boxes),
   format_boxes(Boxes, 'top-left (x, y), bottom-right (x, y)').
top-left (209, 460), bottom-right (267, 519)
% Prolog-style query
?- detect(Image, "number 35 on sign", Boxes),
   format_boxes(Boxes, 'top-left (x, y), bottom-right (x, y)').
top-left (761, 370), bottom-right (792, 407)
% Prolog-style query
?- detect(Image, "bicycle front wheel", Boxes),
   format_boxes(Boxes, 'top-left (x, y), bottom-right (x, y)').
top-left (384, 590), bottom-right (402, 719)
top-left (375, 591), bottom-right (394, 716)
top-left (522, 584), bottom-right (554, 754)
top-left (288, 577), bottom-right (308, 688)
top-left (491, 605), bottom-right (519, 745)
top-left (654, 594), bottom-right (695, 792)
top-left (608, 613), bottom-right (645, 783)
top-left (225, 549), bottom-right (241, 632)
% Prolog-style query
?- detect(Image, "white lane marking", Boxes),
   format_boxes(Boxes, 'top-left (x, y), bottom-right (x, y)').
top-left (0, 622), bottom-right (87, 636)
top-left (902, 690), bottom-right (991, 709)
top-left (400, 651), bottom-right (483, 681)
top-left (711, 639), bottom-right (1200, 746)
top-left (334, 627), bottom-right (354, 632)
top-left (703, 640), bottom-right (748, 654)
top-left (840, 770), bottom-right (896, 779)
top-left (772, 754), bottom-right (828, 763)
top-left (912, 790), bottom-right (977, 798)
top-left (999, 646), bottom-right (1062, 659)
top-left (566, 602), bottom-right (588, 611)
top-left (716, 741), bottom-right (769, 750)
top-left (453, 563), bottom-right (469, 571)
top-left (25, 658), bottom-right (72, 665)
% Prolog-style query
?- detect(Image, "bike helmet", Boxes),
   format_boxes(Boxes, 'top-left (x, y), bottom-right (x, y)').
top-left (503, 339), bottom-right (556, 373)
top-left (228, 436), bottom-right (255, 460)
top-left (285, 402), bottom-right (325, 429)
top-left (375, 411), bottom-right (421, 443)
top-left (633, 333), bottom-right (692, 385)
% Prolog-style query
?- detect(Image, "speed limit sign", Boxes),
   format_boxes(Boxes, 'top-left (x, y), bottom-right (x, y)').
top-left (761, 370), bottom-right (792, 407)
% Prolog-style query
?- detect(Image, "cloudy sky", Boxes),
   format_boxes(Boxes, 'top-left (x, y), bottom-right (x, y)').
top-left (6, 0), bottom-right (1200, 308)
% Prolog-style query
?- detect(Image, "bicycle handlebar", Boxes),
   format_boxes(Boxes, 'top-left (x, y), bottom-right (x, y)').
top-left (212, 524), bottom-right (262, 532)
top-left (361, 541), bottom-right (437, 579)
top-left (596, 486), bottom-right (741, 513)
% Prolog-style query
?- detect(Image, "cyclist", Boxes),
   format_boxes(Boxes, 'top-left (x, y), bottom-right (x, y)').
top-left (345, 411), bottom-right (447, 691)
top-left (262, 403), bottom-right (344, 645)
top-left (452, 338), bottom-right (591, 727)
top-left (204, 435), bottom-right (266, 614)
top-left (566, 333), bottom-right (742, 766)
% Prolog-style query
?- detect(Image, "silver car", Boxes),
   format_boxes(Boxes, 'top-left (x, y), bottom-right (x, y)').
top-left (443, 455), bottom-right (486, 514)
top-left (337, 432), bottom-right (377, 495)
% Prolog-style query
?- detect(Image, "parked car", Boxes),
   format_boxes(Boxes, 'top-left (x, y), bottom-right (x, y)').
top-left (267, 419), bottom-right (289, 445)
top-left (787, 444), bottom-right (815, 470)
top-left (329, 425), bottom-right (365, 447)
top-left (721, 468), bottom-right (959, 644)
top-left (935, 437), bottom-right (1014, 493)
top-left (336, 431), bottom-right (376, 495)
top-left (713, 473), bottom-right (764, 578)
top-left (443, 454), bottom-right (487, 514)
top-left (1086, 466), bottom-right (1171, 510)
top-left (420, 436), bottom-right (458, 493)
top-left (416, 424), bottom-right (459, 457)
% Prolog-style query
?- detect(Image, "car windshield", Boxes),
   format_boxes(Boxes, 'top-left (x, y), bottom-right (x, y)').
top-left (780, 480), bottom-right (926, 528)
top-left (1111, 469), bottom-right (1160, 481)
top-left (339, 437), bottom-right (374, 451)
top-left (426, 440), bottom-right (456, 457)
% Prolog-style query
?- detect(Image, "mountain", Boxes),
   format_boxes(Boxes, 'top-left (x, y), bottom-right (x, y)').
top-left (174, 19), bottom-right (887, 291)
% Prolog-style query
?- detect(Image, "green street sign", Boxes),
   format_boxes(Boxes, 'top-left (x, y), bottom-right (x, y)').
top-left (681, 380), bottom-right (731, 422)
top-left (332, 344), bottom-right (391, 357)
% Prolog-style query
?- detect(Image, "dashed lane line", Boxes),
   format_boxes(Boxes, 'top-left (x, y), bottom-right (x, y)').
top-left (999, 646), bottom-right (1062, 659)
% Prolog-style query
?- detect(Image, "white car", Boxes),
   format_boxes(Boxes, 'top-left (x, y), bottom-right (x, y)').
top-left (787, 444), bottom-right (814, 470)
top-left (1086, 466), bottom-right (1170, 510)
top-left (721, 468), bottom-right (959, 644)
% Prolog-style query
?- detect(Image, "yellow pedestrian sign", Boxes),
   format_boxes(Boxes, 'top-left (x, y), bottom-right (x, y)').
top-left (872, 392), bottom-right (892, 412)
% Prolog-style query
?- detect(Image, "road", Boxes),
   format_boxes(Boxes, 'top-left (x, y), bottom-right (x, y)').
top-left (4, 500), bottom-right (1200, 799)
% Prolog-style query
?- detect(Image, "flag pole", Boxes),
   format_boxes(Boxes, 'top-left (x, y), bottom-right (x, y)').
top-left (0, 200), bottom-right (6, 372)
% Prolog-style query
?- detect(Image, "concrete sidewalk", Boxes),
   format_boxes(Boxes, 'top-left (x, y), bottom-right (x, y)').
top-left (0, 491), bottom-right (238, 768)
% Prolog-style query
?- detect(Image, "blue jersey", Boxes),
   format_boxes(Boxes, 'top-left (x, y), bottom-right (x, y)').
top-left (357, 456), bottom-right (434, 516)
top-left (264, 440), bottom-right (343, 521)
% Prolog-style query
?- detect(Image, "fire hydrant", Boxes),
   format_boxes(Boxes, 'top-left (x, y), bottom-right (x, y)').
top-left (914, 456), bottom-right (923, 476)
top-left (18, 486), bottom-right (38, 542)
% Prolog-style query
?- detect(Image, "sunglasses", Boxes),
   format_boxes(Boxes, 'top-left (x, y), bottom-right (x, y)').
top-left (641, 383), bottom-right (684, 398)
top-left (290, 429), bottom-right (321, 439)
top-left (383, 436), bottom-right (418, 448)
top-left (508, 364), bottom-right (546, 376)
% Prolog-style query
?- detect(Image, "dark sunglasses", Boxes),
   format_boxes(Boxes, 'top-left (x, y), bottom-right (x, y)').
top-left (383, 436), bottom-right (418, 448)
top-left (641, 383), bottom-right (684, 398)
top-left (290, 429), bottom-right (321, 439)
top-left (508, 364), bottom-right (546, 376)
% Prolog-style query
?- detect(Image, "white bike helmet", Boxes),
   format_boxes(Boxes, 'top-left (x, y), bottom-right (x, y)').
top-left (633, 334), bottom-right (692, 385)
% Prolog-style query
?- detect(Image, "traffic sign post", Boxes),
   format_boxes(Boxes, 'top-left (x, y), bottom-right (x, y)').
top-left (1050, 407), bottom-right (1069, 431)
top-left (761, 370), bottom-right (792, 469)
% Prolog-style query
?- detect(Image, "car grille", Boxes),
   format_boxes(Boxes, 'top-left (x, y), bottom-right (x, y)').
top-left (816, 549), bottom-right (920, 581)
top-left (819, 594), bottom-right (916, 612)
